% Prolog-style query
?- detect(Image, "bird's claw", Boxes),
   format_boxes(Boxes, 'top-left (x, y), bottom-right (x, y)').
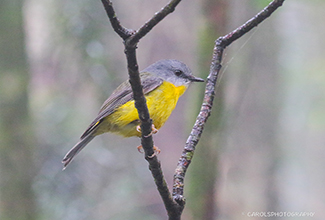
top-left (137, 145), bottom-right (161, 158)
top-left (136, 124), bottom-right (158, 137)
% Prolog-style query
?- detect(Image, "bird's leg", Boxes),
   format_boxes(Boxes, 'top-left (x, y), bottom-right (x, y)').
top-left (136, 125), bottom-right (141, 133)
top-left (137, 145), bottom-right (161, 158)
top-left (136, 124), bottom-right (160, 157)
top-left (136, 124), bottom-right (158, 137)
top-left (148, 146), bottom-right (161, 158)
top-left (137, 145), bottom-right (144, 153)
top-left (146, 124), bottom-right (158, 137)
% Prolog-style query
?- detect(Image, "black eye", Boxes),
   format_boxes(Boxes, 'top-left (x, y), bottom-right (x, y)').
top-left (175, 70), bottom-right (183, 76)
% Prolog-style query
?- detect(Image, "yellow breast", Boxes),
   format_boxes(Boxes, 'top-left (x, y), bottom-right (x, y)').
top-left (146, 81), bottom-right (187, 130)
top-left (98, 81), bottom-right (187, 137)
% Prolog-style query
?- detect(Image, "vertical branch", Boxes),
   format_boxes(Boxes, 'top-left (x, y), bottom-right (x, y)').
top-left (101, 0), bottom-right (184, 219)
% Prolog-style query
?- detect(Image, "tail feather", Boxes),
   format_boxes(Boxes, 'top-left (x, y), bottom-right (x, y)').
top-left (62, 135), bottom-right (95, 169)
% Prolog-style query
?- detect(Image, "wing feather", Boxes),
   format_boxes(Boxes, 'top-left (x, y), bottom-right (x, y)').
top-left (80, 73), bottom-right (163, 139)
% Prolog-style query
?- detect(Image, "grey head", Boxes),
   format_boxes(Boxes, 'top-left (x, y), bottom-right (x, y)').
top-left (142, 59), bottom-right (204, 87)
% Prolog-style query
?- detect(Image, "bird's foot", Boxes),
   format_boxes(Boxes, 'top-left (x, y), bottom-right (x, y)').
top-left (137, 145), bottom-right (161, 158)
top-left (136, 124), bottom-right (158, 137)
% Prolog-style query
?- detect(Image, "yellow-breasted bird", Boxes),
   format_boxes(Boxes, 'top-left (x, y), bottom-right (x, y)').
top-left (62, 59), bottom-right (204, 168)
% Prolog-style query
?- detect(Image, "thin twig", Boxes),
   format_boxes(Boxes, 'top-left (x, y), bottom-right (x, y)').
top-left (219, 0), bottom-right (285, 48)
top-left (172, 0), bottom-right (285, 207)
top-left (127, 0), bottom-right (182, 45)
top-left (101, 0), bottom-right (131, 39)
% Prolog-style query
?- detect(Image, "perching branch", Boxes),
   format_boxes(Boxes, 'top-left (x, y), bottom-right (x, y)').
top-left (101, 0), bottom-right (183, 219)
top-left (100, 0), bottom-right (285, 219)
top-left (172, 0), bottom-right (285, 211)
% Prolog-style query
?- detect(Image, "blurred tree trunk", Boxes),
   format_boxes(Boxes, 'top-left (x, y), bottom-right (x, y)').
top-left (0, 0), bottom-right (38, 219)
top-left (186, 1), bottom-right (229, 219)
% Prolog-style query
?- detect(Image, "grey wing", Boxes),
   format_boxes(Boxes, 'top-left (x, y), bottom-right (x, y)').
top-left (80, 73), bottom-right (163, 139)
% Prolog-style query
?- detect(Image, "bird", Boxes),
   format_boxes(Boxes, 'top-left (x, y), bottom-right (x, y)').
top-left (62, 59), bottom-right (204, 168)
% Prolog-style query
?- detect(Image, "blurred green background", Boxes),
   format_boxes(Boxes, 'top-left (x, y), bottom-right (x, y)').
top-left (1, 0), bottom-right (325, 219)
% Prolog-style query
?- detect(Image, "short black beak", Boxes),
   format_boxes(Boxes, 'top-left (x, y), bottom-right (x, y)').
top-left (188, 75), bottom-right (205, 82)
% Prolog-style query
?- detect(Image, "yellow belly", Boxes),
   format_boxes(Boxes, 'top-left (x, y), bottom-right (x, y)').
top-left (96, 81), bottom-right (187, 137)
